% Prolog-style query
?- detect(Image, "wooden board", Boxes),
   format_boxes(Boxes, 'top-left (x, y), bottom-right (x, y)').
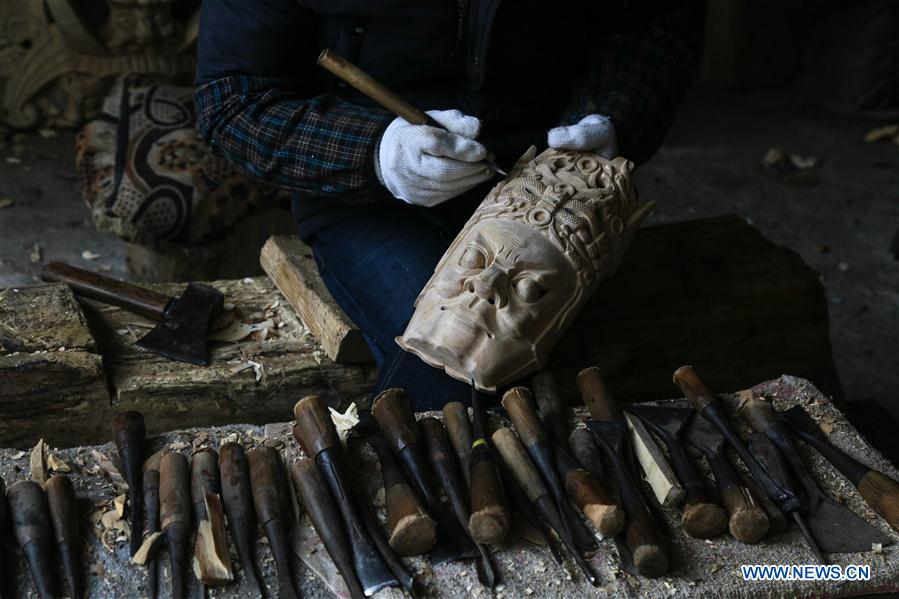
top-left (260, 235), bottom-right (373, 364)
top-left (0, 284), bottom-right (110, 447)
top-left (83, 277), bottom-right (377, 442)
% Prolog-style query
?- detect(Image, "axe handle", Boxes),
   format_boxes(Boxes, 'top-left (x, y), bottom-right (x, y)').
top-left (42, 261), bottom-right (171, 319)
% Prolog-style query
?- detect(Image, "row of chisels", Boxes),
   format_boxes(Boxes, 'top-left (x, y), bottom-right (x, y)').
top-left (5, 364), bottom-right (899, 597)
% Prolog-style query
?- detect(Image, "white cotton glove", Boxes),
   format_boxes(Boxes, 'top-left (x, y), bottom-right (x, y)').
top-left (375, 109), bottom-right (493, 208)
top-left (547, 114), bottom-right (618, 159)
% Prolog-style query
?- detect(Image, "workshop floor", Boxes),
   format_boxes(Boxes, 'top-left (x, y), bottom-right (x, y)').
top-left (1, 88), bottom-right (898, 458)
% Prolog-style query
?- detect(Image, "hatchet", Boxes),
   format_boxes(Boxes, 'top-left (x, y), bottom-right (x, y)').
top-left (41, 262), bottom-right (223, 365)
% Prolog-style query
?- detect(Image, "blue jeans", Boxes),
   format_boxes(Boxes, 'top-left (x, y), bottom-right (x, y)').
top-left (294, 190), bottom-right (492, 410)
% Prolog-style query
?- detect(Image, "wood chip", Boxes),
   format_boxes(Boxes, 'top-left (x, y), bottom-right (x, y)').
top-left (92, 450), bottom-right (128, 492)
top-left (29, 243), bottom-right (41, 263)
top-left (329, 403), bottom-right (359, 443)
top-left (863, 124), bottom-right (899, 143)
top-left (209, 319), bottom-right (275, 342)
top-left (0, 198), bottom-right (12, 209)
top-left (81, 250), bottom-right (100, 261)
top-left (101, 509), bottom-right (121, 529)
top-left (131, 531), bottom-right (164, 566)
top-left (193, 493), bottom-right (234, 584)
top-left (114, 494), bottom-right (127, 519)
top-left (47, 452), bottom-right (71, 473)
top-left (30, 438), bottom-right (49, 486)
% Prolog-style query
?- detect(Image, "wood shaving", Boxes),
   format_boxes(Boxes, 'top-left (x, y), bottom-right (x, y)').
top-left (863, 124), bottom-right (898, 143)
top-left (329, 403), bottom-right (359, 443)
top-left (209, 319), bottom-right (274, 343)
top-left (30, 438), bottom-right (49, 486)
top-left (230, 360), bottom-right (265, 382)
top-left (131, 531), bottom-right (164, 566)
top-left (91, 450), bottom-right (128, 492)
top-left (114, 494), bottom-right (127, 519)
top-left (47, 452), bottom-right (72, 472)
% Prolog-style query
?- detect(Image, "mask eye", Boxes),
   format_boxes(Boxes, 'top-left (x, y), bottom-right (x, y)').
top-left (513, 277), bottom-right (543, 303)
top-left (459, 246), bottom-right (486, 270)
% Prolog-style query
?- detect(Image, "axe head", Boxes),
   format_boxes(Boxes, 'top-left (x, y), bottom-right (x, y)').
top-left (135, 283), bottom-right (224, 365)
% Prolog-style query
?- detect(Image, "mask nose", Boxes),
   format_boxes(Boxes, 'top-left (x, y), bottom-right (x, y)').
top-left (470, 266), bottom-right (508, 308)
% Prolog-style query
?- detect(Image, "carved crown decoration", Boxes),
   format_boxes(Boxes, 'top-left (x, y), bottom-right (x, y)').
top-left (470, 147), bottom-right (652, 288)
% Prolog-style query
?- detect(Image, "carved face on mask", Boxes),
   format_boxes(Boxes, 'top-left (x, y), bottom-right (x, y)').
top-left (398, 147), bottom-right (652, 391)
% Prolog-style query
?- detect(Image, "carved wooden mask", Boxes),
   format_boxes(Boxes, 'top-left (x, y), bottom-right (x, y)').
top-left (397, 147), bottom-right (653, 392)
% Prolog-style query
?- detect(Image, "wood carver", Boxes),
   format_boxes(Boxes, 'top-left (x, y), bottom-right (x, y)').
top-left (398, 147), bottom-right (653, 391)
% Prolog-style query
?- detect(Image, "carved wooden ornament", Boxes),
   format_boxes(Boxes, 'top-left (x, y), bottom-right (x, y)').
top-left (397, 147), bottom-right (654, 392)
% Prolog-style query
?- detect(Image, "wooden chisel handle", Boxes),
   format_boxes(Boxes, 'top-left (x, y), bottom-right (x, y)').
top-left (705, 451), bottom-right (769, 543)
top-left (442, 402), bottom-right (473, 491)
top-left (318, 49), bottom-right (434, 127)
top-left (491, 428), bottom-right (548, 505)
top-left (576, 367), bottom-right (623, 422)
top-left (782, 406), bottom-right (899, 533)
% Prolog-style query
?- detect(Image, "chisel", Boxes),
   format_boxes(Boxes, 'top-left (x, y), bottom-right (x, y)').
top-left (160, 452), bottom-right (192, 599)
top-left (318, 49), bottom-right (508, 178)
top-left (673, 365), bottom-right (823, 562)
top-left (46, 475), bottom-right (84, 599)
top-left (291, 459), bottom-right (366, 599)
top-left (8, 481), bottom-right (55, 599)
top-left (782, 405), bottom-right (899, 534)
top-left (467, 389), bottom-right (510, 545)
top-left (113, 411), bottom-right (146, 557)
top-left (371, 389), bottom-right (477, 566)
top-left (492, 427), bottom-right (597, 584)
top-left (248, 446), bottom-right (300, 599)
top-left (420, 417), bottom-right (498, 588)
top-left (294, 395), bottom-right (399, 595)
top-left (577, 367), bottom-right (669, 578)
top-left (218, 443), bottom-right (263, 597)
top-left (502, 387), bottom-right (595, 551)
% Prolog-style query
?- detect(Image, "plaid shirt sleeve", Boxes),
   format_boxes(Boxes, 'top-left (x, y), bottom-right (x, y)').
top-left (195, 74), bottom-right (394, 200)
top-left (562, 9), bottom-right (696, 166)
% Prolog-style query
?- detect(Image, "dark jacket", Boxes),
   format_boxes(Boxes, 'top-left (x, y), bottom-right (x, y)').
top-left (195, 0), bottom-right (695, 235)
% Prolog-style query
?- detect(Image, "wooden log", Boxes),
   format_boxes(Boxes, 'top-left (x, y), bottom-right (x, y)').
top-left (260, 236), bottom-right (372, 364)
top-left (0, 284), bottom-right (111, 448)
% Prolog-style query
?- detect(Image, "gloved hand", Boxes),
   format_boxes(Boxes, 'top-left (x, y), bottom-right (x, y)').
top-left (547, 114), bottom-right (618, 159)
top-left (376, 109), bottom-right (493, 208)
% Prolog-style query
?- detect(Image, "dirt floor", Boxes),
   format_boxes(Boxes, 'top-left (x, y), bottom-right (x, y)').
top-left (1, 88), bottom-right (898, 458)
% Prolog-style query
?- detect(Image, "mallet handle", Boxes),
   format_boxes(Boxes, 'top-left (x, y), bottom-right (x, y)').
top-left (42, 261), bottom-right (170, 319)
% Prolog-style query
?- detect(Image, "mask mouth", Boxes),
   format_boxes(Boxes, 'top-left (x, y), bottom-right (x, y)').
top-left (440, 304), bottom-right (494, 339)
